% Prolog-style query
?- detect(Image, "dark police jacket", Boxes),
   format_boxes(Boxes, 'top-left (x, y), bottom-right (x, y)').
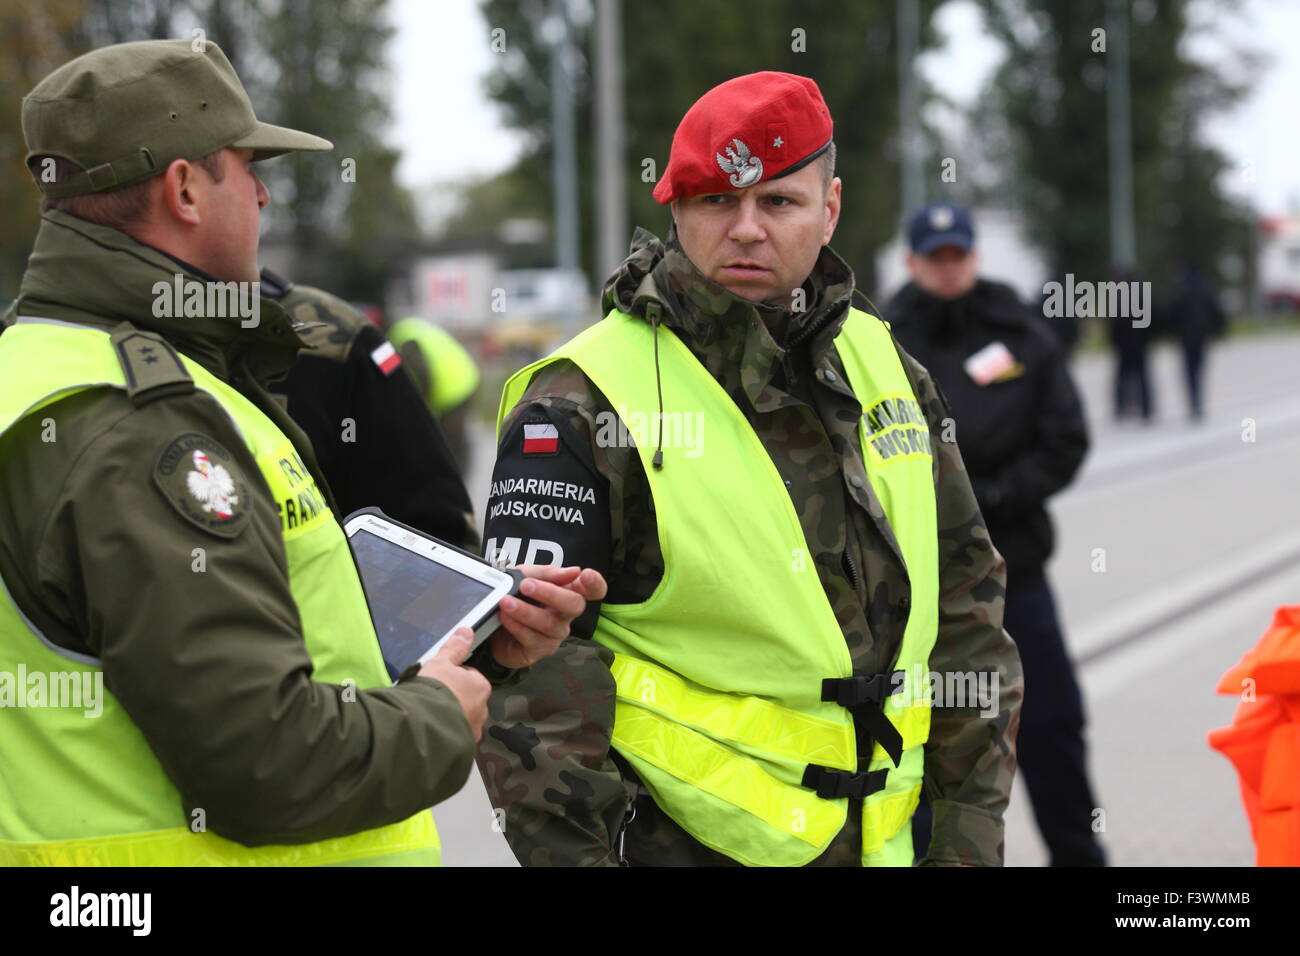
top-left (886, 279), bottom-right (1088, 581)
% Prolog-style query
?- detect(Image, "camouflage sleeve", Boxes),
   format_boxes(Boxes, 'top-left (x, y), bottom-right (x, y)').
top-left (899, 344), bottom-right (1025, 867)
top-left (475, 360), bottom-right (632, 866)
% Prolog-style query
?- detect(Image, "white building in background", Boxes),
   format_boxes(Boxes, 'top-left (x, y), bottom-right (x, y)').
top-left (1259, 214), bottom-right (1300, 312)
top-left (396, 253), bottom-right (500, 329)
top-left (874, 208), bottom-right (1049, 306)
top-left (387, 254), bottom-right (593, 329)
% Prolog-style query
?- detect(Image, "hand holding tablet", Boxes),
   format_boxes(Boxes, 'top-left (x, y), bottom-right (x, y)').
top-left (487, 564), bottom-right (606, 669)
top-left (344, 507), bottom-right (525, 682)
top-left (344, 508), bottom-right (608, 683)
top-left (414, 629), bottom-right (490, 742)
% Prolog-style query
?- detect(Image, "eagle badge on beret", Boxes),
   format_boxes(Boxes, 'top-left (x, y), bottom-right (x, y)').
top-left (715, 138), bottom-right (763, 188)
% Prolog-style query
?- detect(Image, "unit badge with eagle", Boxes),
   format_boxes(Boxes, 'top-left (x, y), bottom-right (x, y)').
top-left (715, 138), bottom-right (763, 188)
top-left (153, 432), bottom-right (252, 537)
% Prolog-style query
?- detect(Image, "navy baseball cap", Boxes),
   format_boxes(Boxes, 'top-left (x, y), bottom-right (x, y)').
top-left (908, 203), bottom-right (975, 254)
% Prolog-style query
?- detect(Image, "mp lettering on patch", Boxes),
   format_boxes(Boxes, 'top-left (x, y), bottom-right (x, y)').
top-left (522, 422), bottom-right (559, 456)
top-left (370, 341), bottom-right (401, 375)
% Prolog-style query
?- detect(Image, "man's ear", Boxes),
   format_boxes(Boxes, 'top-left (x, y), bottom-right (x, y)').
top-left (158, 157), bottom-right (205, 227)
top-left (822, 177), bottom-right (842, 246)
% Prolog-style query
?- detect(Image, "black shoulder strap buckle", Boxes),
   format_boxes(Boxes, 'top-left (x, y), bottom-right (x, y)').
top-left (802, 765), bottom-right (890, 800)
top-left (822, 671), bottom-right (908, 767)
top-left (821, 671), bottom-right (904, 708)
top-left (109, 323), bottom-right (194, 407)
top-left (854, 704), bottom-right (906, 768)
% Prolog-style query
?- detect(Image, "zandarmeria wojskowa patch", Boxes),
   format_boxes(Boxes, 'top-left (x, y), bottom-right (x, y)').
top-left (153, 432), bottom-right (252, 538)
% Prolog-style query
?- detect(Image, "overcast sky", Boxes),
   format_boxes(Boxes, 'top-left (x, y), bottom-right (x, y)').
top-left (386, 0), bottom-right (1300, 217)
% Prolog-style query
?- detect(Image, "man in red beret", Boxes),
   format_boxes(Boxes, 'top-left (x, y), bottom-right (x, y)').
top-left (478, 71), bottom-right (1024, 867)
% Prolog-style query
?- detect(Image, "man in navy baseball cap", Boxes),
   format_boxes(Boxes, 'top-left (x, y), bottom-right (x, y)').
top-left (908, 202), bottom-right (975, 254)
top-left (887, 203), bottom-right (1103, 867)
top-left (905, 202), bottom-right (978, 300)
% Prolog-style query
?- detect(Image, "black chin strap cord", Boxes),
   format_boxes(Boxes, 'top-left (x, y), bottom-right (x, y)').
top-left (651, 304), bottom-right (665, 469)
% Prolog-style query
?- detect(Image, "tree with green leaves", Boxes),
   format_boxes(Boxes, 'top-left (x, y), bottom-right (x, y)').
top-left (473, 0), bottom-right (950, 293)
top-left (971, 0), bottom-right (1258, 292)
top-left (0, 0), bottom-right (418, 303)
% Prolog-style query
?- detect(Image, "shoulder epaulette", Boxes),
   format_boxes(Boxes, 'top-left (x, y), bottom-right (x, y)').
top-left (110, 322), bottom-right (195, 406)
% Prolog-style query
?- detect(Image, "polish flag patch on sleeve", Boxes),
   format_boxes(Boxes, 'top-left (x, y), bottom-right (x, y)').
top-left (370, 341), bottom-right (401, 375)
top-left (522, 422), bottom-right (559, 455)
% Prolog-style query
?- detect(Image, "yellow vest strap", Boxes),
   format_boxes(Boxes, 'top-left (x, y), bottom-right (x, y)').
top-left (612, 702), bottom-right (843, 854)
top-left (612, 653), bottom-right (930, 766)
top-left (862, 784), bottom-right (924, 856)
top-left (611, 654), bottom-right (854, 768)
top-left (876, 704), bottom-right (932, 761)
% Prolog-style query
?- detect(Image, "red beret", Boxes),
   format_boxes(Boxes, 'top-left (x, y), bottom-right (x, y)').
top-left (653, 71), bottom-right (833, 205)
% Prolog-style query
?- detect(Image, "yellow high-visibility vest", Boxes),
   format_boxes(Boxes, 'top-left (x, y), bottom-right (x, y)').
top-left (388, 317), bottom-right (480, 414)
top-left (498, 307), bottom-right (940, 866)
top-left (0, 319), bottom-right (441, 866)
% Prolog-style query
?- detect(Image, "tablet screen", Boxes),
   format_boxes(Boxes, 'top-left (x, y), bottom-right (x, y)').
top-left (350, 528), bottom-right (495, 680)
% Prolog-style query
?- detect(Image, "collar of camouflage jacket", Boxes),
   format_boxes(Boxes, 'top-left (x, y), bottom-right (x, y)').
top-left (600, 223), bottom-right (857, 411)
top-left (13, 210), bottom-right (308, 384)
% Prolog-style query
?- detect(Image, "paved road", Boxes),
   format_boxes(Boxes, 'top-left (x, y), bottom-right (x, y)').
top-left (434, 330), bottom-right (1300, 866)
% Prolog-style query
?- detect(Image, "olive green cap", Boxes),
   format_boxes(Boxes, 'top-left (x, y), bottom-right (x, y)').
top-left (22, 38), bottom-right (332, 198)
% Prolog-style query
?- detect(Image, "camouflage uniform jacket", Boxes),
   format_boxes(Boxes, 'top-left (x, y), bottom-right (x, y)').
top-left (477, 226), bottom-right (1023, 866)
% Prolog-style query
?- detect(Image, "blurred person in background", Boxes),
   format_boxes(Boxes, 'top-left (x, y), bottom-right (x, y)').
top-left (1163, 263), bottom-right (1227, 422)
top-left (1109, 266), bottom-right (1156, 424)
top-left (887, 202), bottom-right (1105, 866)
top-left (386, 315), bottom-right (481, 471)
top-left (264, 274), bottom-right (480, 550)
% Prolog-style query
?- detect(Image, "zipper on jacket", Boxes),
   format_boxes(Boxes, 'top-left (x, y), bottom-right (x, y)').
top-left (616, 801), bottom-right (638, 866)
top-left (842, 547), bottom-right (862, 595)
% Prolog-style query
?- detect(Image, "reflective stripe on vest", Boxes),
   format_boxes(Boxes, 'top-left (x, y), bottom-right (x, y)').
top-left (498, 307), bottom-right (940, 867)
top-left (0, 320), bottom-right (440, 866)
top-left (0, 812), bottom-right (438, 867)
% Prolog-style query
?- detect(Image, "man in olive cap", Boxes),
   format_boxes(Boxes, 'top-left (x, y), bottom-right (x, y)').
top-left (0, 38), bottom-right (602, 865)
top-left (478, 71), bottom-right (1022, 867)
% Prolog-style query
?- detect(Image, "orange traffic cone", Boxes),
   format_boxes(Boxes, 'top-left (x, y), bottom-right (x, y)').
top-left (1208, 605), bottom-right (1300, 866)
